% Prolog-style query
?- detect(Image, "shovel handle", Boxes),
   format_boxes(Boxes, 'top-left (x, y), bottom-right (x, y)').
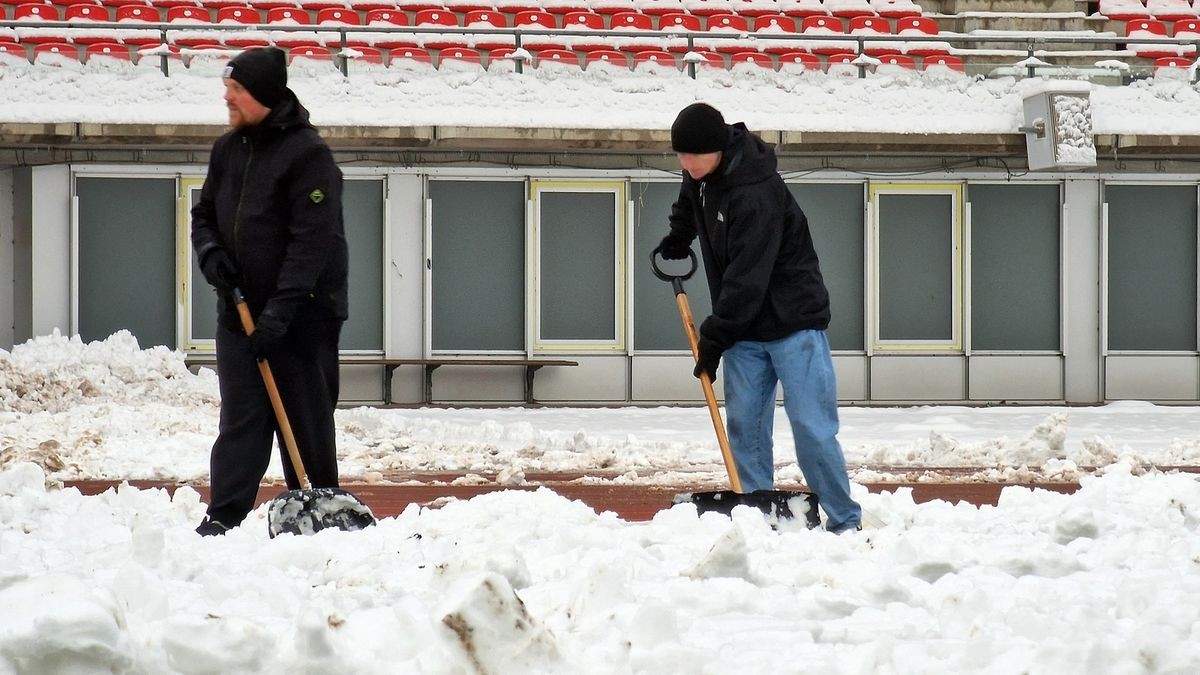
top-left (232, 288), bottom-right (312, 491)
top-left (652, 247), bottom-right (743, 494)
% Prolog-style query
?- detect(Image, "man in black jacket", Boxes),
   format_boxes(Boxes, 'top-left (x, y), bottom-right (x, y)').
top-left (190, 47), bottom-right (348, 536)
top-left (660, 103), bottom-right (861, 534)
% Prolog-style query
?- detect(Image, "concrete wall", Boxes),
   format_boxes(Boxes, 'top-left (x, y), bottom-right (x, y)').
top-left (1062, 178), bottom-right (1103, 403)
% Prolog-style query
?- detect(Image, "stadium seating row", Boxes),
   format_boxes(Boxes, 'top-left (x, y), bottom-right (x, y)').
top-left (0, 0), bottom-right (924, 20)
top-left (1099, 0), bottom-right (1200, 22)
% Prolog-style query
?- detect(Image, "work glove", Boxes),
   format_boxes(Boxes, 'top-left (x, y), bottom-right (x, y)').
top-left (658, 232), bottom-right (692, 261)
top-left (693, 336), bottom-right (721, 380)
top-left (199, 248), bottom-right (240, 292)
top-left (249, 310), bottom-right (288, 361)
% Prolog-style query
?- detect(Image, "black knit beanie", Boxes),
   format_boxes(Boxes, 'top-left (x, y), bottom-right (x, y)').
top-left (671, 103), bottom-right (729, 154)
top-left (225, 47), bottom-right (288, 109)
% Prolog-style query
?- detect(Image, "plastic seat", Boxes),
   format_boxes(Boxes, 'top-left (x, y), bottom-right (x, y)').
top-left (414, 9), bottom-right (465, 50)
top-left (800, 15), bottom-right (853, 55)
top-left (824, 0), bottom-right (875, 18)
top-left (62, 5), bottom-right (115, 47)
top-left (289, 44), bottom-right (333, 60)
top-left (388, 46), bottom-right (433, 66)
top-left (777, 49), bottom-right (820, 70)
top-left (1148, 0), bottom-right (1199, 20)
top-left (215, 6), bottom-right (269, 48)
top-left (364, 9), bottom-right (419, 49)
top-left (395, 0), bottom-right (446, 10)
top-left (438, 47), bottom-right (484, 67)
top-left (701, 13), bottom-right (752, 55)
top-left (921, 53), bottom-right (963, 72)
top-left (166, 6), bottom-right (223, 48)
top-left (778, 0), bottom-right (828, 18)
top-left (266, 7), bottom-right (320, 48)
top-left (632, 48), bottom-right (678, 69)
top-left (316, 7), bottom-right (368, 48)
top-left (753, 14), bottom-right (799, 55)
top-left (115, 5), bottom-right (163, 47)
top-left (730, 50), bottom-right (773, 68)
top-left (85, 41), bottom-right (133, 63)
top-left (583, 47), bottom-right (629, 68)
top-left (683, 0), bottom-right (731, 17)
top-left (589, 0), bottom-right (638, 15)
top-left (0, 41), bottom-right (30, 64)
top-left (560, 10), bottom-right (608, 51)
top-left (869, 0), bottom-right (921, 19)
top-left (682, 48), bottom-right (724, 67)
top-left (541, 0), bottom-right (589, 14)
top-left (247, 0), bottom-right (304, 10)
top-left (875, 52), bottom-right (914, 72)
top-left (825, 51), bottom-right (860, 75)
top-left (512, 10), bottom-right (561, 52)
top-left (1126, 18), bottom-right (1186, 58)
top-left (485, 46), bottom-right (527, 70)
top-left (347, 0), bottom-right (397, 10)
top-left (895, 15), bottom-right (948, 56)
top-left (32, 42), bottom-right (81, 66)
top-left (461, 10), bottom-right (512, 51)
top-left (13, 4), bottom-right (67, 45)
top-left (638, 0), bottom-right (684, 16)
top-left (296, 0), bottom-right (354, 10)
top-left (609, 11), bottom-right (662, 52)
top-left (445, 0), bottom-right (496, 12)
top-left (534, 47), bottom-right (578, 67)
top-left (659, 11), bottom-right (702, 53)
top-left (1098, 0), bottom-right (1153, 21)
top-left (493, 0), bottom-right (542, 14)
top-left (848, 15), bottom-right (900, 55)
top-left (729, 0), bottom-right (785, 17)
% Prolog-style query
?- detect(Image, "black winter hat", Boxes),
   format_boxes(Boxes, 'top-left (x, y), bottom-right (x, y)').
top-left (671, 103), bottom-right (729, 154)
top-left (225, 47), bottom-right (288, 109)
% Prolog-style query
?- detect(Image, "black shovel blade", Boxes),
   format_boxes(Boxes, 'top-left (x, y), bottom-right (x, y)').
top-left (267, 487), bottom-right (377, 538)
top-left (672, 489), bottom-right (821, 529)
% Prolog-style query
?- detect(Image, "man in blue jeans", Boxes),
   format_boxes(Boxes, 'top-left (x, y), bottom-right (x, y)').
top-left (659, 102), bottom-right (862, 533)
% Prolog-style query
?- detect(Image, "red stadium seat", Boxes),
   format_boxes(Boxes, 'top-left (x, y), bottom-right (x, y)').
top-left (875, 52), bottom-right (915, 71)
top-left (1148, 0), bottom-right (1199, 21)
top-left (702, 13), bottom-right (752, 55)
top-left (583, 47), bottom-right (630, 68)
top-left (609, 11), bottom-right (662, 53)
top-left (660, 11), bottom-right (703, 53)
top-left (116, 5), bottom-right (163, 47)
top-left (589, 0), bottom-right (638, 15)
top-left (848, 15), bottom-right (900, 55)
top-left (639, 0), bottom-right (684, 16)
top-left (395, 0), bottom-right (446, 11)
top-left (540, 0), bottom-right (589, 15)
top-left (728, 0), bottom-right (783, 17)
top-left (895, 15), bottom-right (949, 56)
top-left (0, 42), bottom-right (30, 64)
top-left (825, 51), bottom-right (860, 75)
top-left (414, 8), bottom-right (464, 50)
top-left (62, 5), bottom-right (115, 47)
top-left (446, 0), bottom-right (496, 12)
top-left (685, 49), bottom-right (725, 67)
top-left (779, 0), bottom-right (829, 18)
top-left (534, 47), bottom-right (578, 67)
top-left (316, 7), bottom-right (368, 48)
top-left (632, 48), bottom-right (678, 69)
top-left (438, 46), bottom-right (483, 66)
top-left (85, 41), bottom-right (133, 62)
top-left (825, 0), bottom-right (875, 19)
top-left (753, 14), bottom-right (799, 55)
top-left (777, 49), bottom-right (820, 69)
top-left (388, 46), bottom-right (433, 65)
top-left (364, 9), bottom-right (418, 49)
top-left (512, 10), bottom-right (561, 52)
top-left (561, 11), bottom-right (608, 51)
top-left (266, 7), bottom-right (321, 48)
top-left (683, 0), bottom-right (732, 18)
top-left (922, 53), bottom-right (964, 72)
top-left (33, 41), bottom-right (80, 66)
top-left (464, 10), bottom-right (513, 52)
top-left (730, 50), bottom-right (773, 67)
top-left (800, 15), bottom-right (853, 55)
top-left (13, 4), bottom-right (67, 45)
top-left (1126, 18), bottom-right (1186, 58)
top-left (870, 0), bottom-right (921, 19)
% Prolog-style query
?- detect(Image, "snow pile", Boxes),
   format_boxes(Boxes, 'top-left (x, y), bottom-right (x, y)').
top-left (0, 330), bottom-right (218, 414)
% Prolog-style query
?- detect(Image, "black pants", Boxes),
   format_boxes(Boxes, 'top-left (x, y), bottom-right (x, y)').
top-left (207, 318), bottom-right (342, 526)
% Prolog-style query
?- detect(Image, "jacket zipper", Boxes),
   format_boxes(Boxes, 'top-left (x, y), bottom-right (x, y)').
top-left (232, 136), bottom-right (254, 265)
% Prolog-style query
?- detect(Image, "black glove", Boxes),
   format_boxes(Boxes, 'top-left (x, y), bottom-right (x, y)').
top-left (693, 337), bottom-right (721, 380)
top-left (199, 248), bottom-right (240, 292)
top-left (659, 233), bottom-right (692, 260)
top-left (249, 310), bottom-right (287, 360)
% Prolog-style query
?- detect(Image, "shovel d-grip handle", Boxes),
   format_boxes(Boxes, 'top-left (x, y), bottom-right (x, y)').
top-left (649, 246), bottom-right (743, 494)
top-left (232, 288), bottom-right (312, 491)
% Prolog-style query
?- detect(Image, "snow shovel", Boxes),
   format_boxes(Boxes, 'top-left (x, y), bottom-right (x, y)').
top-left (650, 246), bottom-right (820, 529)
top-left (232, 288), bottom-right (377, 538)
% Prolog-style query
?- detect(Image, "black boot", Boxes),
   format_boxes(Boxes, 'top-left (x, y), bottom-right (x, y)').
top-left (195, 517), bottom-right (231, 536)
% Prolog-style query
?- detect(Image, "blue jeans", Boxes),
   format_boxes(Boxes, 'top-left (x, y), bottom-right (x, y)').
top-left (721, 329), bottom-right (862, 532)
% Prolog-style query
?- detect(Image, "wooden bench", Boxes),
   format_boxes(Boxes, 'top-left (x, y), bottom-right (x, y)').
top-left (185, 355), bottom-right (578, 404)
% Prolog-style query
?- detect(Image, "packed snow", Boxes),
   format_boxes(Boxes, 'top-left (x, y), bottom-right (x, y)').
top-left (3, 331), bottom-right (1200, 673)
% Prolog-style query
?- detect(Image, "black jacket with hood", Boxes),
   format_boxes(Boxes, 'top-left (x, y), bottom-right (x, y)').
top-left (667, 123), bottom-right (830, 354)
top-left (191, 92), bottom-right (348, 332)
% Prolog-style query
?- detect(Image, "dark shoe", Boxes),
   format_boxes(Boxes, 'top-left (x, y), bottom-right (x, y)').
top-left (195, 517), bottom-right (231, 536)
top-left (828, 523), bottom-right (862, 535)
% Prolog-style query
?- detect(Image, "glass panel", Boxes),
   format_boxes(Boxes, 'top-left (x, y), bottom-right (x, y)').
top-left (342, 179), bottom-right (384, 351)
top-left (1107, 184), bottom-right (1197, 351)
top-left (430, 180), bottom-right (525, 351)
top-left (790, 183), bottom-right (865, 351)
top-left (878, 193), bottom-right (953, 341)
top-left (632, 181), bottom-right (712, 350)
top-left (540, 191), bottom-right (616, 341)
top-left (970, 184), bottom-right (1061, 351)
top-left (77, 177), bottom-right (175, 348)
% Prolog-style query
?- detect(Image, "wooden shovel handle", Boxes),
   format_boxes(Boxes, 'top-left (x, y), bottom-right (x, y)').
top-left (233, 290), bottom-right (312, 491)
top-left (674, 290), bottom-right (744, 494)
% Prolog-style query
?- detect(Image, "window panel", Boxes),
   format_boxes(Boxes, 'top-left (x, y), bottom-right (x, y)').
top-left (790, 183), bottom-right (865, 351)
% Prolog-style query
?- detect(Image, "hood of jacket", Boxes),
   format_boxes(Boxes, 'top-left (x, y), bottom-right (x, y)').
top-left (704, 122), bottom-right (778, 189)
top-left (239, 90), bottom-right (314, 140)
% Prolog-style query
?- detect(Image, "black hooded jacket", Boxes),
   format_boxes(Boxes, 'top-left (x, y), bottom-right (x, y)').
top-left (667, 123), bottom-right (830, 352)
top-left (191, 92), bottom-right (348, 331)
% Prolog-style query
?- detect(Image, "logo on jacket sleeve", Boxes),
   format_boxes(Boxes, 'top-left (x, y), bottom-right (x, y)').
top-left (309, 189), bottom-right (325, 204)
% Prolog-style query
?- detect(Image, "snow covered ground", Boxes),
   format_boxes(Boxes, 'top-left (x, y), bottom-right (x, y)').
top-left (3, 331), bottom-right (1200, 673)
